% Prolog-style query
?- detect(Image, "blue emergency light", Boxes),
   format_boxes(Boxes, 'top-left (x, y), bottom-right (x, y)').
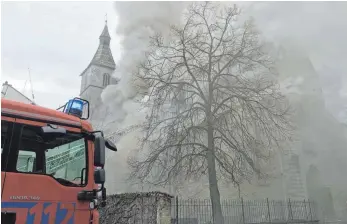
top-left (58, 97), bottom-right (89, 120)
top-left (63, 99), bottom-right (84, 118)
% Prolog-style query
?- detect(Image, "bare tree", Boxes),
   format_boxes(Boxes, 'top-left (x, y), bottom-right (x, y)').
top-left (129, 2), bottom-right (293, 224)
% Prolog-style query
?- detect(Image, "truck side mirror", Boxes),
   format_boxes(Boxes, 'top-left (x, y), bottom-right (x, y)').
top-left (105, 140), bottom-right (117, 151)
top-left (94, 169), bottom-right (105, 184)
top-left (94, 135), bottom-right (105, 167)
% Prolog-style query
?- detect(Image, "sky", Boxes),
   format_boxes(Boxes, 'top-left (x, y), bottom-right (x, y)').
top-left (1, 1), bottom-right (346, 123)
top-left (1, 1), bottom-right (120, 109)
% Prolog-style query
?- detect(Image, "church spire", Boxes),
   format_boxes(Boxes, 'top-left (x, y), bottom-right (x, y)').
top-left (89, 21), bottom-right (116, 69)
top-left (99, 22), bottom-right (111, 45)
top-left (99, 13), bottom-right (110, 45)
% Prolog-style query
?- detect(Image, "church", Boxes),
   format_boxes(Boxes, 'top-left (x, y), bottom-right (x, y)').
top-left (78, 21), bottom-right (118, 123)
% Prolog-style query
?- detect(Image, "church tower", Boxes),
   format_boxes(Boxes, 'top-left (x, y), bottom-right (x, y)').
top-left (79, 21), bottom-right (117, 110)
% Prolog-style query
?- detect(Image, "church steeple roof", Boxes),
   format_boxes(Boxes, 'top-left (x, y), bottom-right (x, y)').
top-left (100, 24), bottom-right (110, 38)
top-left (89, 22), bottom-right (116, 69)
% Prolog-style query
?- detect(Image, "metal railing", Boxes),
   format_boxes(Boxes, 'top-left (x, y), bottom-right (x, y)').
top-left (99, 193), bottom-right (320, 224)
top-left (171, 198), bottom-right (319, 224)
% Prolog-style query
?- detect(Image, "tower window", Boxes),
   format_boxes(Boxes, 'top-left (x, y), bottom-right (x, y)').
top-left (103, 73), bottom-right (110, 87)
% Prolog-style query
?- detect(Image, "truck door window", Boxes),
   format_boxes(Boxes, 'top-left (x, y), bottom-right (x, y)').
top-left (1, 120), bottom-right (14, 171)
top-left (16, 123), bottom-right (88, 187)
top-left (1, 121), bottom-right (8, 155)
top-left (46, 138), bottom-right (87, 186)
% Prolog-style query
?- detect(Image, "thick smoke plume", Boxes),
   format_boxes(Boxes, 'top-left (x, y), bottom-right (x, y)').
top-left (101, 1), bottom-right (188, 194)
top-left (102, 2), bottom-right (187, 107)
top-left (101, 3), bottom-right (347, 218)
top-left (241, 4), bottom-right (347, 218)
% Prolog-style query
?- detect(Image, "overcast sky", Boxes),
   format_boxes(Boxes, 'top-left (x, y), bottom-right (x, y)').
top-left (1, 1), bottom-right (120, 109)
top-left (1, 1), bottom-right (346, 122)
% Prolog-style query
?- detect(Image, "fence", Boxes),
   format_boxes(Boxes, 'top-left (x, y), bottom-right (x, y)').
top-left (99, 192), bottom-right (320, 224)
top-left (171, 198), bottom-right (319, 224)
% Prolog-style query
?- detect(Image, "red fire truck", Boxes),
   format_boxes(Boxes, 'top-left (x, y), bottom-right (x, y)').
top-left (1, 97), bottom-right (116, 223)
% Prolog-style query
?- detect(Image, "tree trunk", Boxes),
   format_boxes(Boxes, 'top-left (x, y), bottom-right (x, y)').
top-left (207, 126), bottom-right (224, 224)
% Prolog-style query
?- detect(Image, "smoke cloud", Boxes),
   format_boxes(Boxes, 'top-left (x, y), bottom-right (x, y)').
top-left (101, 3), bottom-right (347, 216)
top-left (101, 1), bottom-right (188, 193)
top-left (101, 2), bottom-right (187, 105)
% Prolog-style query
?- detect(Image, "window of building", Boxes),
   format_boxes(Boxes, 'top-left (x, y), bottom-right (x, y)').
top-left (103, 73), bottom-right (110, 87)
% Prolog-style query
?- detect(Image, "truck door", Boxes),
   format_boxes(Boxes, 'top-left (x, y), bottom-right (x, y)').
top-left (1, 117), bottom-right (16, 223)
top-left (1, 120), bottom-right (92, 224)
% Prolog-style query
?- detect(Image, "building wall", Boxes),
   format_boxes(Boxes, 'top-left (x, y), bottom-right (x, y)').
top-left (81, 66), bottom-right (113, 92)
top-left (80, 65), bottom-right (118, 128)
top-left (1, 82), bottom-right (34, 104)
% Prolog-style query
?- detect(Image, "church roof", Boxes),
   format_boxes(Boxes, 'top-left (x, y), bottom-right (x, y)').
top-left (90, 24), bottom-right (116, 69)
top-left (100, 24), bottom-right (110, 37)
top-left (80, 23), bottom-right (116, 75)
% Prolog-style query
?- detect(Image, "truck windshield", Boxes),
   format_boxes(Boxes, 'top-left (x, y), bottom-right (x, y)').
top-left (16, 124), bottom-right (88, 187)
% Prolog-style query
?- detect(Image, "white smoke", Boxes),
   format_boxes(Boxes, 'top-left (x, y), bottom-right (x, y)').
top-left (101, 2), bottom-right (187, 107)
top-left (101, 2), bottom-right (189, 156)
top-left (100, 3), bottom-right (347, 211)
top-left (101, 2), bottom-right (188, 193)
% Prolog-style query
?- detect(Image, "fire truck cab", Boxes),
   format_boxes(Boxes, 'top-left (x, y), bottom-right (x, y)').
top-left (1, 98), bottom-right (116, 223)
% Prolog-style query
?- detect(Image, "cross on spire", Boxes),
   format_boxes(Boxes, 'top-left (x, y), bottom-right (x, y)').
top-left (105, 13), bottom-right (108, 25)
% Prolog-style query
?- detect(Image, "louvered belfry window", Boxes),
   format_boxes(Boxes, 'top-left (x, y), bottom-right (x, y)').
top-left (103, 73), bottom-right (110, 87)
